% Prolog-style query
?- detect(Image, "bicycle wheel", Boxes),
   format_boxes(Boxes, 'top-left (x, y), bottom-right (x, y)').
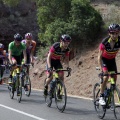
top-left (44, 78), bottom-right (52, 107)
top-left (54, 80), bottom-right (67, 112)
top-left (8, 78), bottom-right (15, 99)
top-left (16, 76), bottom-right (22, 103)
top-left (93, 83), bottom-right (106, 119)
top-left (112, 86), bottom-right (120, 119)
top-left (23, 74), bottom-right (31, 97)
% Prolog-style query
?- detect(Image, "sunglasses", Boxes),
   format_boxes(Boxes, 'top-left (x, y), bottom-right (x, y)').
top-left (15, 40), bottom-right (21, 42)
top-left (109, 32), bottom-right (119, 35)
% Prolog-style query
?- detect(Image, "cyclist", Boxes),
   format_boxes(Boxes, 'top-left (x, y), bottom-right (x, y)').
top-left (0, 43), bottom-right (6, 84)
top-left (21, 33), bottom-right (36, 74)
top-left (8, 33), bottom-right (27, 86)
top-left (98, 23), bottom-right (120, 105)
top-left (44, 34), bottom-right (72, 96)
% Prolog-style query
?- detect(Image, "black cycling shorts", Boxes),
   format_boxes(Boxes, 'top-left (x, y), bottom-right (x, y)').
top-left (12, 55), bottom-right (22, 65)
top-left (102, 57), bottom-right (117, 72)
top-left (21, 53), bottom-right (30, 64)
top-left (0, 59), bottom-right (3, 65)
top-left (46, 59), bottom-right (63, 70)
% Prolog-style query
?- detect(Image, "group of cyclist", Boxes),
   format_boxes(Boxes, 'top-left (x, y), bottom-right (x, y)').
top-left (0, 33), bottom-right (36, 85)
top-left (0, 23), bottom-right (120, 107)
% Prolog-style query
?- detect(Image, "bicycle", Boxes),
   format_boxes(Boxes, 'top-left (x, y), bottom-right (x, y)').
top-left (8, 64), bottom-right (31, 103)
top-left (93, 67), bottom-right (120, 119)
top-left (44, 69), bottom-right (71, 112)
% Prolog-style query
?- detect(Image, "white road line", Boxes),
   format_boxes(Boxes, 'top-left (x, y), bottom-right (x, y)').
top-left (0, 104), bottom-right (46, 120)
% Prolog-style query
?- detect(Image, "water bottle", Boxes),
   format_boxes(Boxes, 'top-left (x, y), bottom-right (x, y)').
top-left (13, 76), bottom-right (17, 82)
top-left (104, 88), bottom-right (108, 97)
top-left (50, 80), bottom-right (56, 90)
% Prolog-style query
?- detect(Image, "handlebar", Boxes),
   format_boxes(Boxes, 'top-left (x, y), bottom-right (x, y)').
top-left (47, 69), bottom-right (72, 78)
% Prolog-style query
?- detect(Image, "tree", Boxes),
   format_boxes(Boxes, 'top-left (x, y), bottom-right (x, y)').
top-left (37, 0), bottom-right (102, 46)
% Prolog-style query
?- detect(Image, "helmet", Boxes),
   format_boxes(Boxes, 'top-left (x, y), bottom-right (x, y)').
top-left (108, 23), bottom-right (120, 33)
top-left (25, 33), bottom-right (33, 40)
top-left (60, 34), bottom-right (72, 42)
top-left (14, 33), bottom-right (23, 41)
top-left (0, 43), bottom-right (4, 49)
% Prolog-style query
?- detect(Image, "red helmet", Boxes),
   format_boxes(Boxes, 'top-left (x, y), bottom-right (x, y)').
top-left (25, 33), bottom-right (33, 40)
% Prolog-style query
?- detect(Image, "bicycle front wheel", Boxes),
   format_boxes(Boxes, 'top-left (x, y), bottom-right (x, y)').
top-left (112, 85), bottom-right (120, 119)
top-left (8, 78), bottom-right (15, 99)
top-left (93, 83), bottom-right (106, 119)
top-left (54, 80), bottom-right (67, 112)
top-left (23, 74), bottom-right (31, 97)
top-left (16, 76), bottom-right (22, 103)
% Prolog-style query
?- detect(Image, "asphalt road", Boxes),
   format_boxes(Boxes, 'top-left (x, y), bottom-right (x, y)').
top-left (0, 83), bottom-right (120, 120)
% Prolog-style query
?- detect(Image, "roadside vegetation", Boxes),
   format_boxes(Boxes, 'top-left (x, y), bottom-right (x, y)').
top-left (1, 0), bottom-right (120, 59)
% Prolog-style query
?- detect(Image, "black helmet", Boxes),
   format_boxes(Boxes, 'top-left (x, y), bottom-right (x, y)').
top-left (14, 33), bottom-right (23, 41)
top-left (108, 23), bottom-right (120, 32)
top-left (61, 34), bottom-right (72, 42)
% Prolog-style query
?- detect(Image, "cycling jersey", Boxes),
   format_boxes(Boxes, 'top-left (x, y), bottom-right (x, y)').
top-left (0, 50), bottom-right (6, 59)
top-left (8, 41), bottom-right (26, 56)
top-left (49, 42), bottom-right (70, 60)
top-left (21, 40), bottom-right (36, 54)
top-left (99, 36), bottom-right (120, 59)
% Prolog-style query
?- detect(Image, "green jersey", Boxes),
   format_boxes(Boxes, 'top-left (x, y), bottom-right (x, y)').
top-left (8, 41), bottom-right (26, 56)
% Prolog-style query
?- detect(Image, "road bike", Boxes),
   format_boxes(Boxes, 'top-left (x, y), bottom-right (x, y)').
top-left (44, 69), bottom-right (71, 112)
top-left (8, 64), bottom-right (31, 103)
top-left (93, 68), bottom-right (120, 119)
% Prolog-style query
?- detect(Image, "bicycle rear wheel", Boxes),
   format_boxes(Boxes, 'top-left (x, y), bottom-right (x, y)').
top-left (44, 78), bottom-right (52, 107)
top-left (112, 86), bottom-right (120, 119)
top-left (16, 76), bottom-right (22, 103)
top-left (23, 74), bottom-right (31, 97)
top-left (54, 80), bottom-right (67, 112)
top-left (93, 83), bottom-right (106, 119)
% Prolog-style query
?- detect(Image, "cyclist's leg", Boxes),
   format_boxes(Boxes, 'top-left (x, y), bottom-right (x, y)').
top-left (54, 60), bottom-right (64, 81)
top-left (99, 57), bottom-right (109, 105)
top-left (0, 59), bottom-right (3, 84)
top-left (11, 56), bottom-right (22, 95)
top-left (99, 58), bottom-right (117, 105)
top-left (26, 53), bottom-right (30, 75)
top-left (44, 64), bottom-right (53, 96)
top-left (8, 56), bottom-right (17, 84)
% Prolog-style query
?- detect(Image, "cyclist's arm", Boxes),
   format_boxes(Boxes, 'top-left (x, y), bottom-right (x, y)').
top-left (47, 52), bottom-right (52, 68)
top-left (30, 41), bottom-right (36, 63)
top-left (23, 50), bottom-right (27, 64)
top-left (98, 46), bottom-right (104, 71)
top-left (8, 50), bottom-right (13, 64)
top-left (63, 55), bottom-right (69, 68)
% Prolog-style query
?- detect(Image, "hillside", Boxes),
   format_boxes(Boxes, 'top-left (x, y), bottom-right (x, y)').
top-left (29, 1), bottom-right (120, 98)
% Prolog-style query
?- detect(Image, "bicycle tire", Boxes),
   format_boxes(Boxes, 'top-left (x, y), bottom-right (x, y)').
top-left (8, 78), bottom-right (15, 99)
top-left (17, 75), bottom-right (22, 103)
top-left (112, 86), bottom-right (120, 119)
top-left (23, 74), bottom-right (31, 97)
top-left (44, 78), bottom-right (52, 107)
top-left (109, 89), bottom-right (117, 119)
top-left (54, 80), bottom-right (67, 112)
top-left (93, 83), bottom-right (106, 119)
